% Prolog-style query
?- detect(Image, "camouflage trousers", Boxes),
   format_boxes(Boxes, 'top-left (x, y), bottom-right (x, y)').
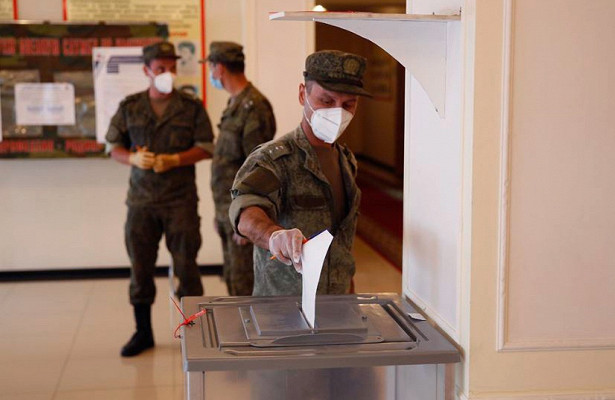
top-left (125, 204), bottom-right (204, 305)
top-left (216, 218), bottom-right (254, 296)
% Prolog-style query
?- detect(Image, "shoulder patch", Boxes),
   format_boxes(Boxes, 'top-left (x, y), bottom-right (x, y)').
top-left (241, 98), bottom-right (254, 110)
top-left (236, 166), bottom-right (281, 196)
top-left (265, 141), bottom-right (292, 160)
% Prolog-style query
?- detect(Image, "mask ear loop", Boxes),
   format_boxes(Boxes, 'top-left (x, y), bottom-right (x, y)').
top-left (302, 90), bottom-right (316, 128)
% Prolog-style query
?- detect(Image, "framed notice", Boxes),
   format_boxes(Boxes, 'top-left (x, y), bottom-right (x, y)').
top-left (15, 83), bottom-right (76, 126)
top-left (0, 22), bottom-right (168, 158)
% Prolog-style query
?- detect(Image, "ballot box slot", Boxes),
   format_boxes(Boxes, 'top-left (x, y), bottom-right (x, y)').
top-left (379, 302), bottom-right (422, 342)
top-left (201, 307), bottom-right (219, 348)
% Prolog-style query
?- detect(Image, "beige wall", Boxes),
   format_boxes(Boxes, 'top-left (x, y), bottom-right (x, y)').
top-left (0, 0), bottom-right (313, 271)
top-left (401, 0), bottom-right (615, 397)
top-left (468, 0), bottom-right (615, 397)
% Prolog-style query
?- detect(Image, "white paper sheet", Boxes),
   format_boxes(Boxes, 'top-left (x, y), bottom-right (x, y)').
top-left (15, 83), bottom-right (76, 126)
top-left (92, 47), bottom-right (150, 143)
top-left (301, 230), bottom-right (333, 329)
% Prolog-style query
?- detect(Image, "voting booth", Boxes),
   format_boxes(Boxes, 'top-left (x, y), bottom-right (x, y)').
top-left (180, 293), bottom-right (460, 400)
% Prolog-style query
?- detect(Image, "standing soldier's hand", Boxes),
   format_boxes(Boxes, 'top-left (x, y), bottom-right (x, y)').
top-left (153, 153), bottom-right (180, 173)
top-left (128, 146), bottom-right (155, 169)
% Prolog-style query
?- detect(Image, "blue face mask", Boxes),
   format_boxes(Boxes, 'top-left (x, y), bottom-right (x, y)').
top-left (209, 71), bottom-right (223, 90)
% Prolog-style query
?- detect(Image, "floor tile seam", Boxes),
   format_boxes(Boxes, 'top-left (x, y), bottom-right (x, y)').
top-left (51, 282), bottom-right (96, 400)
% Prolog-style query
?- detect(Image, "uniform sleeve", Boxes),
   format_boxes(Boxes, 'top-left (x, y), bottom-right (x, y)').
top-left (241, 103), bottom-right (276, 156)
top-left (193, 102), bottom-right (215, 153)
top-left (105, 102), bottom-right (130, 153)
top-left (229, 152), bottom-right (282, 234)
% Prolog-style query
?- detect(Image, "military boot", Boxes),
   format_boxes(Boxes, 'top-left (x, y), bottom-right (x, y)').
top-left (121, 304), bottom-right (155, 357)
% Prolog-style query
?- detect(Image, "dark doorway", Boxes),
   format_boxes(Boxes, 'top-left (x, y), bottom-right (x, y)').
top-left (316, 1), bottom-right (405, 269)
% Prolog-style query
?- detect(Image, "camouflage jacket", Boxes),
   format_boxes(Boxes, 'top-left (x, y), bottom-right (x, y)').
top-left (106, 90), bottom-right (214, 207)
top-left (229, 125), bottom-right (361, 296)
top-left (211, 83), bottom-right (276, 222)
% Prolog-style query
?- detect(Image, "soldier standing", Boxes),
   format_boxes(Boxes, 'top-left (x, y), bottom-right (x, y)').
top-left (229, 50), bottom-right (371, 296)
top-left (106, 41), bottom-right (214, 356)
top-left (207, 41), bottom-right (276, 296)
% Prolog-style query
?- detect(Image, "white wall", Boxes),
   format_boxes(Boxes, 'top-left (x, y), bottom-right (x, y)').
top-left (244, 0), bottom-right (315, 136)
top-left (0, 0), bottom-right (313, 271)
top-left (404, 0), bottom-right (463, 345)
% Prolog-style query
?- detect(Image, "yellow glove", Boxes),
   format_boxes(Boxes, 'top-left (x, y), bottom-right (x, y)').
top-left (128, 147), bottom-right (155, 169)
top-left (153, 153), bottom-right (180, 173)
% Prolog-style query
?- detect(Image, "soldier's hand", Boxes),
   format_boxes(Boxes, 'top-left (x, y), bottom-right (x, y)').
top-left (153, 153), bottom-right (180, 173)
top-left (268, 228), bottom-right (305, 272)
top-left (129, 146), bottom-right (155, 169)
top-left (232, 232), bottom-right (250, 246)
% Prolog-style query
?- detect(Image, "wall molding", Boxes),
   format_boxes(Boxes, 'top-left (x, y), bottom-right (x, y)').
top-left (495, 0), bottom-right (514, 353)
top-left (495, 0), bottom-right (615, 352)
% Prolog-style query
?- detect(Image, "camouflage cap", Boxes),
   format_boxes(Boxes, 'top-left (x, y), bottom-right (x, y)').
top-left (303, 50), bottom-right (371, 97)
top-left (142, 41), bottom-right (180, 64)
top-left (205, 41), bottom-right (245, 64)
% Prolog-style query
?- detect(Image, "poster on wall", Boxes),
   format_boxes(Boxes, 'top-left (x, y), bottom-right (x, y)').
top-left (65, 0), bottom-right (205, 100)
top-left (0, 22), bottom-right (168, 158)
top-left (0, 0), bottom-right (13, 20)
top-left (93, 47), bottom-right (149, 143)
top-left (15, 83), bottom-right (76, 126)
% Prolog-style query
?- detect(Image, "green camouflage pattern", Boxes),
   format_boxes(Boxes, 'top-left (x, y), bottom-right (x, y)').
top-left (216, 219), bottom-right (255, 296)
top-left (211, 83), bottom-right (276, 222)
top-left (126, 204), bottom-right (203, 304)
top-left (303, 50), bottom-right (371, 97)
top-left (206, 41), bottom-right (245, 64)
top-left (106, 89), bottom-right (214, 207)
top-left (142, 41), bottom-right (180, 64)
top-left (106, 89), bottom-right (213, 305)
top-left (229, 125), bottom-right (361, 296)
top-left (211, 83), bottom-right (275, 296)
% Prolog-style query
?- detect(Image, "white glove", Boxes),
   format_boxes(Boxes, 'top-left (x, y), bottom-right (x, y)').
top-left (268, 228), bottom-right (305, 272)
top-left (129, 147), bottom-right (155, 169)
top-left (153, 153), bottom-right (180, 173)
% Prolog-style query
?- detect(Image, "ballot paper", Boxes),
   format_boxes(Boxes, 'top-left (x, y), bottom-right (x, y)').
top-left (300, 230), bottom-right (334, 329)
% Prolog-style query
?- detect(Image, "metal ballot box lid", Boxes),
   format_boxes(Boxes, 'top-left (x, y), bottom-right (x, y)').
top-left (181, 293), bottom-right (460, 372)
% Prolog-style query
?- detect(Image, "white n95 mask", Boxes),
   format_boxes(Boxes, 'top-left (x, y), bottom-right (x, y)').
top-left (152, 71), bottom-right (175, 94)
top-left (304, 95), bottom-right (354, 144)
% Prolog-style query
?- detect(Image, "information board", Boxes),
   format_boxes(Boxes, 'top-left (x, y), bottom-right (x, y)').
top-left (0, 22), bottom-right (168, 158)
top-left (65, 0), bottom-right (204, 99)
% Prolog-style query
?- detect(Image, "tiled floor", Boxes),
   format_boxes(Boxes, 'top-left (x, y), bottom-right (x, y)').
top-left (0, 237), bottom-right (401, 399)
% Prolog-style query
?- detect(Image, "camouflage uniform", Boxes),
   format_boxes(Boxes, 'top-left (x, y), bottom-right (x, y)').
top-left (106, 89), bottom-right (214, 305)
top-left (229, 126), bottom-right (361, 296)
top-left (212, 82), bottom-right (276, 295)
